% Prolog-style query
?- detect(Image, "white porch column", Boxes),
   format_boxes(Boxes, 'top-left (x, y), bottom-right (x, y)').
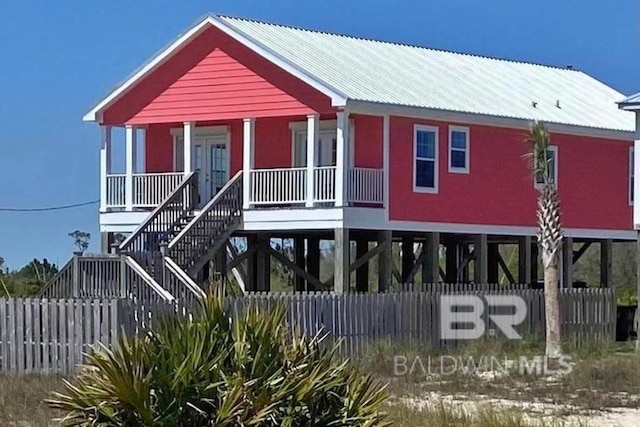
top-left (99, 125), bottom-right (112, 212)
top-left (382, 115), bottom-right (390, 217)
top-left (183, 121), bottom-right (195, 175)
top-left (335, 111), bottom-right (349, 207)
top-left (306, 114), bottom-right (319, 207)
top-left (243, 118), bottom-right (255, 209)
top-left (124, 125), bottom-right (137, 211)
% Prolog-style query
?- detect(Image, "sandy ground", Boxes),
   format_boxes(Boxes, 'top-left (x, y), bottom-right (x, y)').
top-left (402, 392), bottom-right (640, 426)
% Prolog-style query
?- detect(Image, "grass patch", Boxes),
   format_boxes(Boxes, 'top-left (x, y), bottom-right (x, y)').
top-left (0, 375), bottom-right (64, 426)
top-left (386, 400), bottom-right (589, 427)
top-left (361, 337), bottom-right (640, 412)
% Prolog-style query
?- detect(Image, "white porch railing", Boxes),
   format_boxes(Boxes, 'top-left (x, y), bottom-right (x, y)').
top-left (250, 168), bottom-right (307, 204)
top-left (347, 167), bottom-right (384, 204)
top-left (248, 166), bottom-right (384, 206)
top-left (132, 173), bottom-right (184, 207)
top-left (314, 166), bottom-right (336, 202)
top-left (106, 174), bottom-right (126, 207)
top-left (104, 172), bottom-right (184, 210)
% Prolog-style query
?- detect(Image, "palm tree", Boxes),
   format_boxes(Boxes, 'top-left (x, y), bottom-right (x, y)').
top-left (527, 121), bottom-right (562, 357)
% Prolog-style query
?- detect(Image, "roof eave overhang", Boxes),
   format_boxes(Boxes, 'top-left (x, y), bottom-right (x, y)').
top-left (83, 15), bottom-right (348, 123)
top-left (618, 103), bottom-right (640, 112)
top-left (347, 99), bottom-right (635, 141)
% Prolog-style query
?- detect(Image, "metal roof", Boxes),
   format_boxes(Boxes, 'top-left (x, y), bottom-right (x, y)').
top-left (620, 92), bottom-right (640, 109)
top-left (219, 15), bottom-right (635, 132)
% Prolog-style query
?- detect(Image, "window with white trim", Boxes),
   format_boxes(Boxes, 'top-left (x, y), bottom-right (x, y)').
top-left (630, 147), bottom-right (634, 205)
top-left (413, 125), bottom-right (438, 193)
top-left (448, 126), bottom-right (469, 173)
top-left (535, 145), bottom-right (558, 187)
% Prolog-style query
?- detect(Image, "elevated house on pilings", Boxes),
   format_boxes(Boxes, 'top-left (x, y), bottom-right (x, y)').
top-left (42, 14), bottom-right (638, 300)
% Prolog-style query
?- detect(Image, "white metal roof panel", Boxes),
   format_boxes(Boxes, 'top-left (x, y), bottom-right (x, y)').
top-left (220, 15), bottom-right (634, 133)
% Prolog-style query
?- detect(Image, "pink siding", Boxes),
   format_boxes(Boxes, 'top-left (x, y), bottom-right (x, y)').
top-left (229, 120), bottom-right (243, 175)
top-left (145, 124), bottom-right (174, 172)
top-left (254, 117), bottom-right (293, 168)
top-left (388, 116), bottom-right (632, 230)
top-left (102, 27), bottom-right (334, 125)
top-left (353, 114), bottom-right (383, 168)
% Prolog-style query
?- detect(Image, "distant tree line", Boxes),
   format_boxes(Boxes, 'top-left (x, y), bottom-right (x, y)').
top-left (0, 257), bottom-right (58, 297)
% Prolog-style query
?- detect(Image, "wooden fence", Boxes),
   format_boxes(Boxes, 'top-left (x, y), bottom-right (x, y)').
top-left (0, 298), bottom-right (121, 374)
top-left (0, 288), bottom-right (617, 374)
top-left (230, 288), bottom-right (617, 355)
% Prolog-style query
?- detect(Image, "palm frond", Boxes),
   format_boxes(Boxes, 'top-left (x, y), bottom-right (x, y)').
top-left (524, 120), bottom-right (553, 185)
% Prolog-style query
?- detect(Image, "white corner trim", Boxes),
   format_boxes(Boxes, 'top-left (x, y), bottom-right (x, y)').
top-left (629, 145), bottom-right (634, 207)
top-left (413, 124), bottom-right (439, 194)
top-left (448, 125), bottom-right (470, 174)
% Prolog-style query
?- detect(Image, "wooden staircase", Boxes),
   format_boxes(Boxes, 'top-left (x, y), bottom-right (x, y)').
top-left (119, 170), bottom-right (243, 301)
top-left (168, 171), bottom-right (243, 275)
top-left (39, 172), bottom-right (243, 301)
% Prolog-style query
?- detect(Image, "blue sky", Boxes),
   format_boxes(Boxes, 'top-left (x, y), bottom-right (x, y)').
top-left (0, 0), bottom-right (637, 269)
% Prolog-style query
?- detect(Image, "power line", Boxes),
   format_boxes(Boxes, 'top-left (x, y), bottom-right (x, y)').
top-left (0, 200), bottom-right (99, 212)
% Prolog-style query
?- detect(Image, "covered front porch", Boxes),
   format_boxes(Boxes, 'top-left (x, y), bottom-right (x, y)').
top-left (99, 112), bottom-right (385, 213)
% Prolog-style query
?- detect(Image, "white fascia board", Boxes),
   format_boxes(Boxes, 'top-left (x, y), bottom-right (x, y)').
top-left (347, 100), bottom-right (635, 141)
top-left (84, 15), bottom-right (348, 123)
top-left (83, 16), bottom-right (216, 122)
top-left (619, 103), bottom-right (640, 112)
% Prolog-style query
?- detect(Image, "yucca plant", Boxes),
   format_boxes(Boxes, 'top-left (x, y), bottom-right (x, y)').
top-left (526, 121), bottom-right (563, 357)
top-left (47, 289), bottom-right (389, 426)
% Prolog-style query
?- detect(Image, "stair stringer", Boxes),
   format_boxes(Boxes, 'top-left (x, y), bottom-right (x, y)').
top-left (188, 221), bottom-right (241, 277)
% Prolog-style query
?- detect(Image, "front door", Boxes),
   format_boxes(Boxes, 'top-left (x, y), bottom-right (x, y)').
top-left (192, 135), bottom-right (228, 206)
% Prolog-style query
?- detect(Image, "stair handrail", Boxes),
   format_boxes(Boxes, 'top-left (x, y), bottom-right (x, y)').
top-left (119, 171), bottom-right (198, 255)
top-left (124, 256), bottom-right (175, 301)
top-left (36, 258), bottom-right (74, 298)
top-left (168, 171), bottom-right (243, 270)
top-left (168, 171), bottom-right (242, 248)
top-left (164, 256), bottom-right (206, 299)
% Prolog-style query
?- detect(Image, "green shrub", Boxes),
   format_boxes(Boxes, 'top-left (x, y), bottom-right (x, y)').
top-left (47, 292), bottom-right (389, 426)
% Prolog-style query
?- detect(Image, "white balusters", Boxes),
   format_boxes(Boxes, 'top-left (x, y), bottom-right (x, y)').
top-left (132, 173), bottom-right (184, 207)
top-left (105, 172), bottom-right (183, 209)
top-left (314, 166), bottom-right (336, 202)
top-left (247, 166), bottom-right (383, 206)
top-left (250, 168), bottom-right (307, 204)
top-left (105, 174), bottom-right (126, 207)
top-left (347, 168), bottom-right (384, 204)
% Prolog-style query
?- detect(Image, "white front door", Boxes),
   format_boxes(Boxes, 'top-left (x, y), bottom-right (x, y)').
top-left (192, 135), bottom-right (229, 206)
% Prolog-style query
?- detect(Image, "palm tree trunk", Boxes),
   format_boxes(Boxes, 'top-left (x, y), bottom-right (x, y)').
top-left (538, 184), bottom-right (563, 357)
top-left (543, 255), bottom-right (561, 357)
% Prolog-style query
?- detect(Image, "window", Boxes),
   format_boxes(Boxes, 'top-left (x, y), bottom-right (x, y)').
top-left (413, 125), bottom-right (438, 193)
top-left (292, 130), bottom-right (337, 167)
top-left (293, 132), bottom-right (307, 167)
top-left (449, 126), bottom-right (469, 173)
top-left (534, 145), bottom-right (558, 187)
top-left (630, 147), bottom-right (634, 205)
